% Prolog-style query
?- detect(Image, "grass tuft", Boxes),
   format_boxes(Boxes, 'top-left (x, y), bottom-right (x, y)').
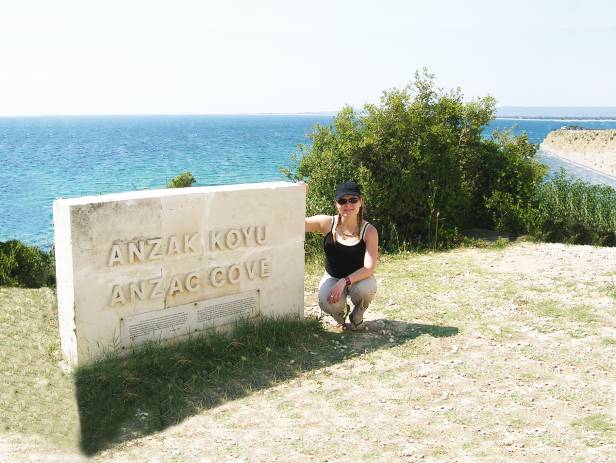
top-left (572, 414), bottom-right (616, 442)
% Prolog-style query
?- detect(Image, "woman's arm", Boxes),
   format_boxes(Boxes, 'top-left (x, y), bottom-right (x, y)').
top-left (300, 181), bottom-right (332, 235)
top-left (353, 224), bottom-right (378, 281)
top-left (305, 214), bottom-right (332, 235)
top-left (327, 225), bottom-right (379, 303)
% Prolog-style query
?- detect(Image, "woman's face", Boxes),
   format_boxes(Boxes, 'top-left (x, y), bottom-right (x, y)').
top-left (335, 195), bottom-right (362, 217)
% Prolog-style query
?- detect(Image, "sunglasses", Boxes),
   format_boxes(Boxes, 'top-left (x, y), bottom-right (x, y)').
top-left (337, 196), bottom-right (360, 205)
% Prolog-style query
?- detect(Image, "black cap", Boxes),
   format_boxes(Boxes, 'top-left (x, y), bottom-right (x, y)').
top-left (335, 181), bottom-right (362, 201)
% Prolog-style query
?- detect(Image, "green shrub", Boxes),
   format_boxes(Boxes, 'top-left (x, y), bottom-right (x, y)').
top-left (467, 130), bottom-right (547, 234)
top-left (526, 170), bottom-right (616, 246)
top-left (290, 69), bottom-right (546, 251)
top-left (166, 172), bottom-right (196, 188)
top-left (0, 240), bottom-right (55, 288)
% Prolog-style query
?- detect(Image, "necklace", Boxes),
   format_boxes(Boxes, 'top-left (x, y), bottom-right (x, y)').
top-left (338, 225), bottom-right (359, 238)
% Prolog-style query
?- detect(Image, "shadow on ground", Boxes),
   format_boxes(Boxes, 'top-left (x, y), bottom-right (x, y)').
top-left (74, 316), bottom-right (458, 455)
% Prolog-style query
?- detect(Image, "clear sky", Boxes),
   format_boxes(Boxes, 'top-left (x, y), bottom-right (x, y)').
top-left (1, 0), bottom-right (615, 116)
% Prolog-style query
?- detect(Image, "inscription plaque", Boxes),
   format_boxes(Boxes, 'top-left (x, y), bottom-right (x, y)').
top-left (197, 291), bottom-right (258, 326)
top-left (120, 290), bottom-right (259, 347)
top-left (123, 310), bottom-right (190, 343)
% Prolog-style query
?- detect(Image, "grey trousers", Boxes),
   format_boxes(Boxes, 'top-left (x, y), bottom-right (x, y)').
top-left (318, 274), bottom-right (377, 325)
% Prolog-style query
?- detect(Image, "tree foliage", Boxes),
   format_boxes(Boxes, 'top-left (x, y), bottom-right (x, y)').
top-left (291, 70), bottom-right (547, 250)
top-left (167, 172), bottom-right (196, 188)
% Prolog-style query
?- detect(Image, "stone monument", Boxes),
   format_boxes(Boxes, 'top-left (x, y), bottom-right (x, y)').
top-left (53, 181), bottom-right (305, 366)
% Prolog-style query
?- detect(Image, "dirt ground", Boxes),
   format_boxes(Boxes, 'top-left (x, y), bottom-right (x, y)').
top-left (2, 241), bottom-right (615, 462)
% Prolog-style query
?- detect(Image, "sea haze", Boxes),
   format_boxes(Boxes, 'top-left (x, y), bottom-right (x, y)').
top-left (2, 115), bottom-right (616, 247)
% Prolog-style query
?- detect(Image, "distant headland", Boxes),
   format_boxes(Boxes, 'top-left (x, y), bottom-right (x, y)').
top-left (497, 106), bottom-right (616, 120)
top-left (540, 128), bottom-right (616, 177)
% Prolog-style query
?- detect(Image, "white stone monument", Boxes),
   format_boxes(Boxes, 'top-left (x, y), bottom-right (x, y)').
top-left (53, 182), bottom-right (305, 366)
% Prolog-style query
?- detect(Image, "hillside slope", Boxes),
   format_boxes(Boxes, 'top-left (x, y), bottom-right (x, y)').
top-left (2, 242), bottom-right (616, 462)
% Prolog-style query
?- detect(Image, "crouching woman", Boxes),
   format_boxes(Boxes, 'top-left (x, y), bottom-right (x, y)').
top-left (304, 181), bottom-right (378, 330)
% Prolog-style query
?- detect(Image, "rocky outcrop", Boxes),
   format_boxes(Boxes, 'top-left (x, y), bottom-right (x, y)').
top-left (540, 128), bottom-right (616, 177)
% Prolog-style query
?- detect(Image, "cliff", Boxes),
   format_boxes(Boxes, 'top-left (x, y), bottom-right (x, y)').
top-left (540, 128), bottom-right (616, 177)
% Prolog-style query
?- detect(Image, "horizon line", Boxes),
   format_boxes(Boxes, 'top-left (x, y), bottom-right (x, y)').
top-left (2, 106), bottom-right (616, 119)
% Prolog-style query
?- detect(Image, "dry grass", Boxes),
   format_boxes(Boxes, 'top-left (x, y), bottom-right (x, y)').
top-left (0, 288), bottom-right (79, 446)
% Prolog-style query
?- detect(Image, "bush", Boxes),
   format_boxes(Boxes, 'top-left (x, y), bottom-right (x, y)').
top-left (167, 172), bottom-right (196, 188)
top-left (476, 130), bottom-right (547, 234)
top-left (0, 240), bottom-right (55, 288)
top-left (526, 170), bottom-right (616, 245)
top-left (290, 70), bottom-right (546, 251)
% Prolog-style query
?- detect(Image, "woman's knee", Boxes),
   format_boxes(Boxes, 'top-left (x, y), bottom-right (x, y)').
top-left (318, 277), bottom-right (335, 303)
top-left (319, 299), bottom-right (346, 317)
top-left (349, 277), bottom-right (377, 305)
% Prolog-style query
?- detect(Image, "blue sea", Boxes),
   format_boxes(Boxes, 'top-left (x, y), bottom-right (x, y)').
top-left (2, 115), bottom-right (616, 248)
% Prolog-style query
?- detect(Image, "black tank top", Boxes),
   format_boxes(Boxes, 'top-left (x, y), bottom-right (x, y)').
top-left (324, 216), bottom-right (370, 278)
